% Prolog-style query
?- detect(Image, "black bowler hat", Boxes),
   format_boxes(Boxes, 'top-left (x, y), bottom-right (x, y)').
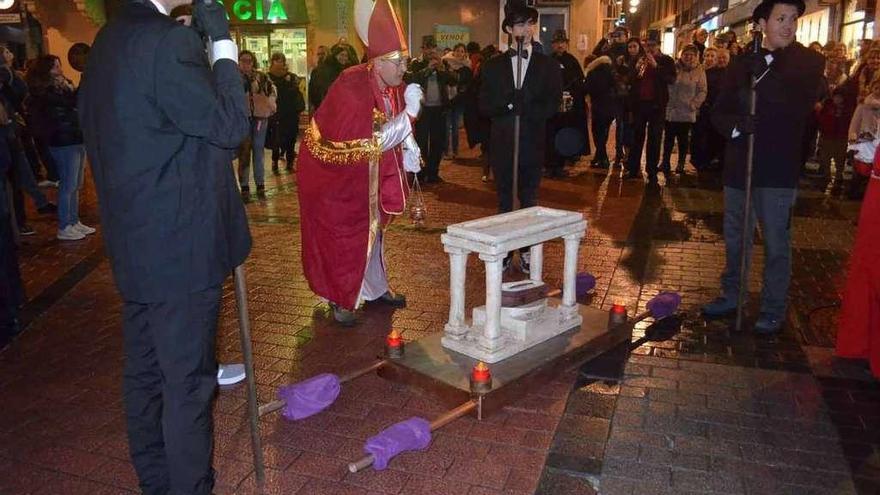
top-left (552, 29), bottom-right (569, 43)
top-left (502, 0), bottom-right (538, 31)
top-left (752, 0), bottom-right (806, 22)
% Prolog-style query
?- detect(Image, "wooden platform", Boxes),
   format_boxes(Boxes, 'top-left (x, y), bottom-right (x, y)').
top-left (378, 298), bottom-right (633, 417)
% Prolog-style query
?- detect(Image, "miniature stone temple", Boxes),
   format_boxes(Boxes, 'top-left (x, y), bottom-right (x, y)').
top-left (440, 207), bottom-right (587, 363)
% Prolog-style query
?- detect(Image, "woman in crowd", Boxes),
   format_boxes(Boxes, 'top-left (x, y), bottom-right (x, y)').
top-left (614, 37), bottom-right (644, 167)
top-left (308, 43), bottom-right (353, 111)
top-left (25, 55), bottom-right (91, 241)
top-left (842, 46), bottom-right (880, 111)
top-left (236, 50), bottom-right (276, 202)
top-left (443, 43), bottom-right (472, 158)
top-left (661, 44), bottom-right (706, 175)
top-left (692, 47), bottom-right (727, 171)
top-left (266, 52), bottom-right (305, 175)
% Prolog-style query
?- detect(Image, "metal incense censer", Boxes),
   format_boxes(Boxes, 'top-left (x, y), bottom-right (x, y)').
top-left (409, 175), bottom-right (427, 227)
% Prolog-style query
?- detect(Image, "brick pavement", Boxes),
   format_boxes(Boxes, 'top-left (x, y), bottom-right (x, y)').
top-left (1, 141), bottom-right (877, 495)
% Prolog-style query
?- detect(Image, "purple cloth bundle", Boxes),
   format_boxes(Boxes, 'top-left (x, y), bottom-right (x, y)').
top-left (576, 273), bottom-right (596, 297)
top-left (276, 373), bottom-right (341, 421)
top-left (646, 292), bottom-right (681, 320)
top-left (364, 417), bottom-right (432, 470)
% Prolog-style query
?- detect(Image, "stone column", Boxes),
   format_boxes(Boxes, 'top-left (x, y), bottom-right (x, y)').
top-left (479, 252), bottom-right (504, 352)
top-left (562, 234), bottom-right (583, 309)
top-left (529, 243), bottom-right (544, 283)
top-left (444, 245), bottom-right (469, 339)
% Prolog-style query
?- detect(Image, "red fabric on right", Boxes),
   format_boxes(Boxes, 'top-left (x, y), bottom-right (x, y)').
top-left (835, 173), bottom-right (880, 379)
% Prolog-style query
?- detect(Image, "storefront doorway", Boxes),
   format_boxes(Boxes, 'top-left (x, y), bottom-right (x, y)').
top-left (233, 27), bottom-right (309, 78)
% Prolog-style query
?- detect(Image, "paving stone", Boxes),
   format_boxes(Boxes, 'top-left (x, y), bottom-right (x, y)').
top-left (3, 147), bottom-right (869, 495)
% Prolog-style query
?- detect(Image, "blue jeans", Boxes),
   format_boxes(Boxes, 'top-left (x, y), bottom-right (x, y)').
top-left (721, 186), bottom-right (797, 320)
top-left (50, 144), bottom-right (85, 230)
top-left (447, 102), bottom-right (465, 155)
top-left (238, 117), bottom-right (268, 189)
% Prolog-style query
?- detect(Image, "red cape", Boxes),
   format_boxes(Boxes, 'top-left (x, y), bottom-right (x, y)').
top-left (296, 64), bottom-right (408, 309)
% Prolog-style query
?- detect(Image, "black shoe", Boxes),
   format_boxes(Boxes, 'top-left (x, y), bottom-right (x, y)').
top-left (256, 185), bottom-right (267, 199)
top-left (271, 161), bottom-right (279, 175)
top-left (329, 303), bottom-right (357, 326)
top-left (754, 313), bottom-right (783, 335)
top-left (240, 186), bottom-right (251, 203)
top-left (373, 291), bottom-right (407, 308)
top-left (37, 202), bottom-right (58, 214)
top-left (19, 224), bottom-right (35, 236)
top-left (625, 170), bottom-right (640, 180)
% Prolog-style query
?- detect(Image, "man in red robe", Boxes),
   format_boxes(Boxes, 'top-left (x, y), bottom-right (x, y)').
top-left (297, 0), bottom-right (423, 325)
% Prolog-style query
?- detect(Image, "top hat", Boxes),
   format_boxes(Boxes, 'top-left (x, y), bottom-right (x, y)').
top-left (752, 0), bottom-right (805, 22)
top-left (502, 0), bottom-right (538, 31)
top-left (552, 29), bottom-right (569, 43)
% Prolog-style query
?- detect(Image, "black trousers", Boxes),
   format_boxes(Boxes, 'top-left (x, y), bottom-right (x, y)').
top-left (627, 105), bottom-right (665, 178)
top-left (494, 155), bottom-right (541, 213)
top-left (0, 177), bottom-right (22, 344)
top-left (123, 285), bottom-right (221, 495)
top-left (591, 111), bottom-right (615, 163)
top-left (662, 121), bottom-right (692, 169)
top-left (269, 117), bottom-right (299, 166)
top-left (415, 106), bottom-right (447, 180)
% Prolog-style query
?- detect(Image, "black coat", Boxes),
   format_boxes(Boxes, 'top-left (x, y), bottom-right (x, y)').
top-left (27, 80), bottom-right (83, 147)
top-left (584, 55), bottom-right (619, 116)
top-left (712, 42), bottom-right (825, 189)
top-left (405, 56), bottom-right (457, 107)
top-left (626, 53), bottom-right (677, 111)
top-left (479, 49), bottom-right (562, 171)
top-left (268, 70), bottom-right (305, 143)
top-left (79, 0), bottom-right (251, 303)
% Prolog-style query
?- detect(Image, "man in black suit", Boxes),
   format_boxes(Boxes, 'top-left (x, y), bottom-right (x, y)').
top-left (479, 0), bottom-right (561, 272)
top-left (702, 0), bottom-right (824, 334)
top-left (79, 1), bottom-right (251, 493)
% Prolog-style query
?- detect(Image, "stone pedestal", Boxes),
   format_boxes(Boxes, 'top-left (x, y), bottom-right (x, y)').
top-left (440, 207), bottom-right (587, 363)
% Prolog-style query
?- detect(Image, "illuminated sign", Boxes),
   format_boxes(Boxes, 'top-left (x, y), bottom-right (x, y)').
top-left (223, 0), bottom-right (289, 23)
top-left (0, 0), bottom-right (14, 10)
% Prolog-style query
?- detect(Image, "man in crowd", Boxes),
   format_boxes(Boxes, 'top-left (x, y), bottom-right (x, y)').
top-left (297, 0), bottom-right (422, 325)
top-left (546, 29), bottom-right (587, 176)
top-left (79, 0), bottom-right (252, 492)
top-left (626, 32), bottom-right (676, 183)
top-left (702, 0), bottom-right (824, 334)
top-left (407, 35), bottom-right (454, 183)
top-left (479, 0), bottom-right (561, 272)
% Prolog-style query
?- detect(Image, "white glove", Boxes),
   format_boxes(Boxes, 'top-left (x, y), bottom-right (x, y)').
top-left (402, 133), bottom-right (422, 173)
top-left (404, 83), bottom-right (423, 118)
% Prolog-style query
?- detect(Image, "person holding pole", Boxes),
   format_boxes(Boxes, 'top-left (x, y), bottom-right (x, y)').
top-left (701, 0), bottom-right (824, 335)
top-left (79, 0), bottom-right (252, 493)
top-left (478, 0), bottom-right (561, 272)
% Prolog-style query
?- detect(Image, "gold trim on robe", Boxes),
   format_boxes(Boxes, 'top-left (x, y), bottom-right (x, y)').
top-left (303, 116), bottom-right (382, 165)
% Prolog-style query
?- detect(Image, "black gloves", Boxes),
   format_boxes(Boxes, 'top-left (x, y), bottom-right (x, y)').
top-left (192, 0), bottom-right (231, 41)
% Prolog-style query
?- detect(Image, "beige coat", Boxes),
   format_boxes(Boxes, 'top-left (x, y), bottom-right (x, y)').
top-left (665, 63), bottom-right (707, 123)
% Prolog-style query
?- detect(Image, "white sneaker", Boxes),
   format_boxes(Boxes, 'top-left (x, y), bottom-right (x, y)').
top-left (73, 222), bottom-right (96, 235)
top-left (217, 363), bottom-right (246, 385)
top-left (57, 225), bottom-right (85, 241)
